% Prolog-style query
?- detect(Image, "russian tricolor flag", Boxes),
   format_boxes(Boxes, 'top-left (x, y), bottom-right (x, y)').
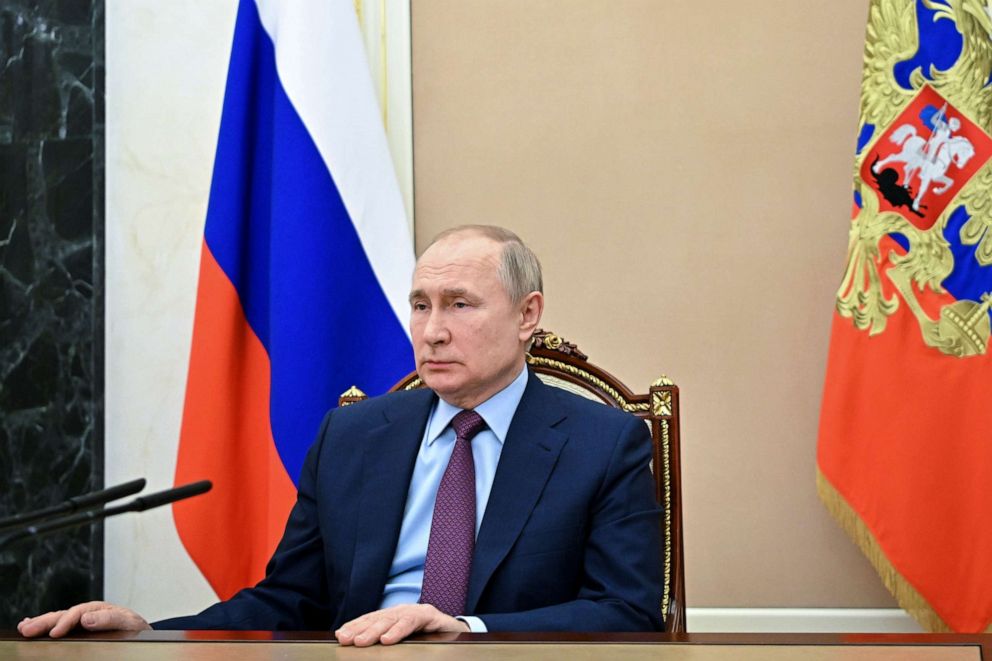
top-left (173, 0), bottom-right (414, 600)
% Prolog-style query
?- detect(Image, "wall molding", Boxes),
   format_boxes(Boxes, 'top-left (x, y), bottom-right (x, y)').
top-left (355, 0), bottom-right (414, 228)
top-left (686, 608), bottom-right (923, 633)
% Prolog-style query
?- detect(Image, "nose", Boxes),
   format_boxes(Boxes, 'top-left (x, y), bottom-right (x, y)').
top-left (422, 309), bottom-right (450, 346)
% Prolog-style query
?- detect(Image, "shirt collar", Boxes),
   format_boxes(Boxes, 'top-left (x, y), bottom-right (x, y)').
top-left (425, 365), bottom-right (529, 446)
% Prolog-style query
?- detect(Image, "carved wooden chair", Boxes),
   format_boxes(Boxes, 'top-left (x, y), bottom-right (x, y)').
top-left (338, 329), bottom-right (686, 632)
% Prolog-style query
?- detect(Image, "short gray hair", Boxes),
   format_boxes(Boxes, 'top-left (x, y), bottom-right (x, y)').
top-left (428, 225), bottom-right (543, 302)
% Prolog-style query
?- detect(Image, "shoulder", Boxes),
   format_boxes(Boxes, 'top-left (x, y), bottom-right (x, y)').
top-left (529, 373), bottom-right (638, 422)
top-left (550, 386), bottom-right (637, 423)
top-left (305, 387), bottom-right (434, 464)
top-left (318, 387), bottom-right (434, 434)
top-left (524, 377), bottom-right (654, 487)
top-left (332, 387), bottom-right (431, 418)
top-left (527, 374), bottom-right (646, 441)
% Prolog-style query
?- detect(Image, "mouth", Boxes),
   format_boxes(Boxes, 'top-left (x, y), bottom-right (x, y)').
top-left (421, 360), bottom-right (457, 370)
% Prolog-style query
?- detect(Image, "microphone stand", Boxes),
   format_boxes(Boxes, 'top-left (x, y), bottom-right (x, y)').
top-left (0, 481), bottom-right (212, 551)
top-left (0, 478), bottom-right (148, 533)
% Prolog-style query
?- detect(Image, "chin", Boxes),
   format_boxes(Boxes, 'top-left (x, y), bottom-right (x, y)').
top-left (419, 370), bottom-right (455, 391)
top-left (421, 375), bottom-right (473, 404)
top-left (423, 377), bottom-right (460, 395)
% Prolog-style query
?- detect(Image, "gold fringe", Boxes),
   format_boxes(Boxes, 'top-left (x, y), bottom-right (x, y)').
top-left (816, 468), bottom-right (955, 633)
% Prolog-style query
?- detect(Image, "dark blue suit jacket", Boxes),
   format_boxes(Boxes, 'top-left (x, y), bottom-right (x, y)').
top-left (155, 372), bottom-right (664, 632)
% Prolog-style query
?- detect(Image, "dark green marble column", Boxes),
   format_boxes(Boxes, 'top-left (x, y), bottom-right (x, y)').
top-left (0, 0), bottom-right (104, 627)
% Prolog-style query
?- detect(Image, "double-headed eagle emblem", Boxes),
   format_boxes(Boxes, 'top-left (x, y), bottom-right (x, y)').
top-left (839, 0), bottom-right (992, 356)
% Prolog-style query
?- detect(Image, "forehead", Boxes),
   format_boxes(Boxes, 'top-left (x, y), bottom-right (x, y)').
top-left (412, 234), bottom-right (502, 286)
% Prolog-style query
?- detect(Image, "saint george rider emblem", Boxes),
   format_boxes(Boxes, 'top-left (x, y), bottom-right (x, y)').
top-left (861, 85), bottom-right (992, 230)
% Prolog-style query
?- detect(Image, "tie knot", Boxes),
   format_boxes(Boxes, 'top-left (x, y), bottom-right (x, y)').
top-left (451, 410), bottom-right (486, 442)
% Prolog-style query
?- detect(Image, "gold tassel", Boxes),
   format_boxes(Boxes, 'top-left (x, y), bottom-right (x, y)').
top-left (816, 468), bottom-right (960, 633)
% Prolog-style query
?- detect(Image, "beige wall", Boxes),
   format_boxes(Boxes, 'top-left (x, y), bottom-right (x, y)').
top-left (412, 1), bottom-right (893, 607)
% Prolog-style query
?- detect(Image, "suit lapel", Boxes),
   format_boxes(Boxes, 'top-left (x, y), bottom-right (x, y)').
top-left (343, 390), bottom-right (435, 619)
top-left (466, 373), bottom-right (567, 613)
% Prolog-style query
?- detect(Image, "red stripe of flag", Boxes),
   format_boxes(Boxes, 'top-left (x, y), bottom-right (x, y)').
top-left (174, 241), bottom-right (297, 600)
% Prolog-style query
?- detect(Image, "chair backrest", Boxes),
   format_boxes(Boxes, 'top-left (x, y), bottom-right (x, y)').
top-left (338, 329), bottom-right (686, 632)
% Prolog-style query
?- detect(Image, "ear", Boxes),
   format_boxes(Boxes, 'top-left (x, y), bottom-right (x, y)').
top-left (517, 291), bottom-right (544, 342)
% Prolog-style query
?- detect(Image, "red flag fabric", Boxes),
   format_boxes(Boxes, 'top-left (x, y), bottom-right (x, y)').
top-left (818, 0), bottom-right (992, 633)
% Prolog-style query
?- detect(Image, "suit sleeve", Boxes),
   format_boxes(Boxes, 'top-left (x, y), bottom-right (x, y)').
top-left (477, 415), bottom-right (665, 632)
top-left (152, 411), bottom-right (335, 630)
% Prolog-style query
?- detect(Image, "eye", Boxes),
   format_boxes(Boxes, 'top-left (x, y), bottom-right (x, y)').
top-left (452, 301), bottom-right (469, 309)
top-left (412, 301), bottom-right (429, 312)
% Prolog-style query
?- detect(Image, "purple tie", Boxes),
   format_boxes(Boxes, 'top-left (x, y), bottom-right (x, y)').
top-left (420, 409), bottom-right (487, 616)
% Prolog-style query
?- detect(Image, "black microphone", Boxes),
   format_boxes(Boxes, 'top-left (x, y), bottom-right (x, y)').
top-left (0, 478), bottom-right (147, 533)
top-left (125, 480), bottom-right (212, 512)
top-left (0, 480), bottom-right (212, 550)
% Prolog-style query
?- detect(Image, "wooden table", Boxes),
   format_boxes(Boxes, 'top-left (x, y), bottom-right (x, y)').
top-left (2, 631), bottom-right (990, 660)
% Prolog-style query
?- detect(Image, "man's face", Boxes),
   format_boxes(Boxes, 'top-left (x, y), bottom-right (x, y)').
top-left (409, 233), bottom-right (541, 409)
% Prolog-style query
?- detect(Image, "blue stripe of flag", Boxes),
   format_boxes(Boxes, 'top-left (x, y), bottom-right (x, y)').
top-left (202, 0), bottom-right (414, 483)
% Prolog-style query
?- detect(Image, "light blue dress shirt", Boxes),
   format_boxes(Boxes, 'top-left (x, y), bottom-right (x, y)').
top-left (377, 365), bottom-right (530, 631)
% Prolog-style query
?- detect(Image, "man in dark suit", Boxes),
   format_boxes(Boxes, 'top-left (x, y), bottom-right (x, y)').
top-left (19, 225), bottom-right (663, 645)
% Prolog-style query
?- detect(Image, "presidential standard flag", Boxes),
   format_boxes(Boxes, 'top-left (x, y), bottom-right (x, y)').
top-left (173, 0), bottom-right (415, 600)
top-left (818, 0), bottom-right (992, 633)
